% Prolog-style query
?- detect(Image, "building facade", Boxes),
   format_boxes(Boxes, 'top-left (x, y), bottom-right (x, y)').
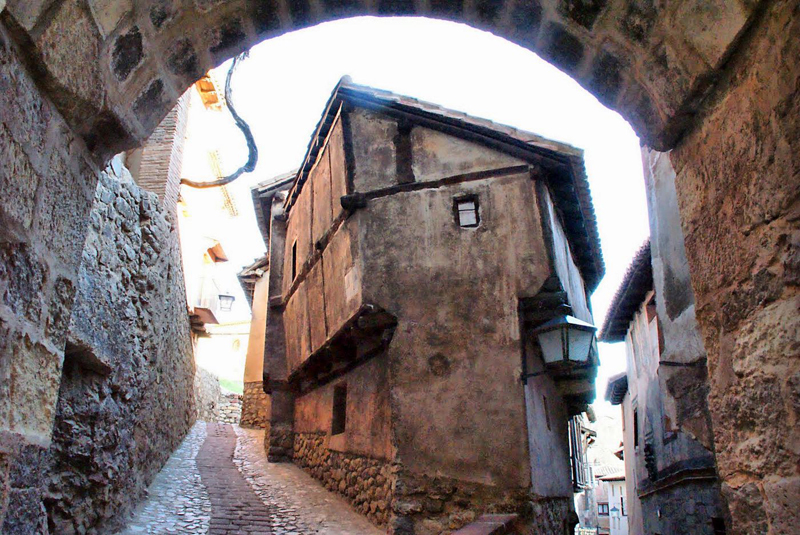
top-left (596, 473), bottom-right (628, 535)
top-left (252, 79), bottom-right (604, 533)
top-left (602, 242), bottom-right (727, 534)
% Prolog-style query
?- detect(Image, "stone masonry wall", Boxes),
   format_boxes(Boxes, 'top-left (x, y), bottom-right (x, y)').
top-left (218, 391), bottom-right (243, 424)
top-left (291, 432), bottom-right (555, 535)
top-left (293, 432), bottom-right (393, 527)
top-left (668, 2), bottom-right (800, 532)
top-left (640, 479), bottom-right (727, 535)
top-left (195, 366), bottom-right (243, 424)
top-left (390, 470), bottom-right (535, 535)
top-left (1, 163), bottom-right (196, 534)
top-left (241, 381), bottom-right (269, 428)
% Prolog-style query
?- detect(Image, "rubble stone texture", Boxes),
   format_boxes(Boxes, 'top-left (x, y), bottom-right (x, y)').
top-left (241, 381), bottom-right (270, 429)
top-left (1, 165), bottom-right (196, 534)
top-left (669, 1), bottom-right (800, 532)
top-left (292, 432), bottom-right (393, 526)
top-left (0, 0), bottom-right (796, 533)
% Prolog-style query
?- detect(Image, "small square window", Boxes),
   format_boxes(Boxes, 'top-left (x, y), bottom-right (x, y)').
top-left (454, 196), bottom-right (479, 228)
top-left (599, 503), bottom-right (609, 516)
top-left (331, 384), bottom-right (347, 435)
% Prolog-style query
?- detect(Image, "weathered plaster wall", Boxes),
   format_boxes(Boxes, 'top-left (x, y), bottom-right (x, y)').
top-left (293, 354), bottom-right (392, 461)
top-left (620, 394), bottom-right (644, 535)
top-left (667, 2), bottom-right (800, 532)
top-left (358, 171), bottom-right (543, 493)
top-left (522, 338), bottom-right (573, 499)
top-left (643, 148), bottom-right (716, 450)
top-left (242, 274), bottom-right (269, 428)
top-left (244, 275), bottom-right (268, 384)
top-left (624, 297), bottom-right (724, 534)
top-left (2, 164), bottom-right (196, 534)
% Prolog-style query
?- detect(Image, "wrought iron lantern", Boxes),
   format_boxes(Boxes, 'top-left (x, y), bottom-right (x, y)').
top-left (533, 315), bottom-right (597, 365)
top-left (218, 293), bottom-right (235, 312)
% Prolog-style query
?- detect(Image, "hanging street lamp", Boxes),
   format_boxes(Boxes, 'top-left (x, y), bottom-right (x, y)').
top-left (533, 315), bottom-right (597, 365)
top-left (218, 293), bottom-right (235, 312)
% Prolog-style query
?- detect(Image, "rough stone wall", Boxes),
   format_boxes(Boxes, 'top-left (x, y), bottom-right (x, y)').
top-left (1, 164), bottom-right (196, 534)
top-left (667, 2), bottom-right (800, 532)
top-left (640, 479), bottom-right (727, 535)
top-left (218, 391), bottom-right (243, 424)
top-left (195, 365), bottom-right (223, 422)
top-left (293, 432), bottom-right (393, 527)
top-left (0, 0), bottom-right (766, 158)
top-left (240, 381), bottom-right (270, 428)
top-left (390, 469), bottom-right (538, 535)
top-left (194, 366), bottom-right (243, 424)
top-left (0, 18), bottom-right (97, 452)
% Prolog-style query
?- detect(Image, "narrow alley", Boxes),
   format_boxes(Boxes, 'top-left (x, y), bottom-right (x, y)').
top-left (120, 423), bottom-right (382, 535)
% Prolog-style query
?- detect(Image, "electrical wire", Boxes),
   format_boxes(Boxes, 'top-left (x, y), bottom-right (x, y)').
top-left (181, 53), bottom-right (258, 189)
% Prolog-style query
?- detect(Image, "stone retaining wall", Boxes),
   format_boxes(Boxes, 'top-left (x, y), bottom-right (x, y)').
top-left (390, 470), bottom-right (537, 535)
top-left (218, 391), bottom-right (243, 424)
top-left (292, 432), bottom-right (393, 527)
top-left (240, 381), bottom-right (269, 428)
top-left (1, 163), bottom-right (196, 534)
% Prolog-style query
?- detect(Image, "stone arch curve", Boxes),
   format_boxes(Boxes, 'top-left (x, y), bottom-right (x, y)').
top-left (3, 1), bottom-right (797, 533)
top-left (3, 0), bottom-right (757, 160)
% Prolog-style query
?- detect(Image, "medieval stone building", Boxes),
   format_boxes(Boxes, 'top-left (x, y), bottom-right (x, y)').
top-left (602, 241), bottom-right (726, 534)
top-left (250, 78), bottom-right (604, 533)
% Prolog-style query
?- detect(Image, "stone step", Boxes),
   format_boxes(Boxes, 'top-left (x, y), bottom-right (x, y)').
top-left (451, 514), bottom-right (519, 535)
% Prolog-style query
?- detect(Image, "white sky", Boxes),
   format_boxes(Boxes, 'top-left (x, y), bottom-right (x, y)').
top-left (182, 16), bottom-right (649, 411)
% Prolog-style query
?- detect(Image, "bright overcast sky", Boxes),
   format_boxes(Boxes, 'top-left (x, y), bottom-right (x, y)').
top-left (187, 16), bottom-right (649, 406)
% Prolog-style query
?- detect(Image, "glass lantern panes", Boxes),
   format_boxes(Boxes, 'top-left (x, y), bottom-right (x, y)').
top-left (534, 315), bottom-right (597, 364)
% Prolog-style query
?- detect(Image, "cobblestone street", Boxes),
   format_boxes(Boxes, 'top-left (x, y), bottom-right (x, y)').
top-left (120, 422), bottom-right (382, 535)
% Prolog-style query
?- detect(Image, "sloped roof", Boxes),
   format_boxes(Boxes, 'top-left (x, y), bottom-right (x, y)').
top-left (605, 372), bottom-right (629, 405)
top-left (599, 240), bottom-right (653, 342)
top-left (237, 255), bottom-right (269, 308)
top-left (278, 77), bottom-right (604, 291)
top-left (599, 471), bottom-right (626, 482)
top-left (251, 170), bottom-right (298, 248)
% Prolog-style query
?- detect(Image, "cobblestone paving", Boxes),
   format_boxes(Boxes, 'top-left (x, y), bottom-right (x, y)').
top-left (118, 422), bottom-right (382, 535)
top-left (197, 423), bottom-right (272, 534)
top-left (120, 422), bottom-right (212, 534)
top-left (234, 426), bottom-right (382, 535)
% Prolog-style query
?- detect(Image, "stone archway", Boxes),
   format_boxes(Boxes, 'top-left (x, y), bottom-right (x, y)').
top-left (3, 0), bottom-right (756, 157)
top-left (0, 1), bottom-right (797, 533)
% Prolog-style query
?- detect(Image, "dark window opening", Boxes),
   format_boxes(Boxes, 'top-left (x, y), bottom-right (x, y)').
top-left (331, 383), bottom-right (347, 435)
top-left (621, 497), bottom-right (626, 516)
top-left (454, 196), bottom-right (479, 228)
top-left (712, 517), bottom-right (726, 535)
top-left (633, 408), bottom-right (639, 449)
top-left (598, 503), bottom-right (609, 516)
top-left (291, 240), bottom-right (298, 280)
top-left (543, 395), bottom-right (551, 431)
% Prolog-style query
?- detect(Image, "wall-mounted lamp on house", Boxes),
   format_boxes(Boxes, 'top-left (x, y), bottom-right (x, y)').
top-left (218, 294), bottom-right (235, 312)
top-left (533, 315), bottom-right (597, 365)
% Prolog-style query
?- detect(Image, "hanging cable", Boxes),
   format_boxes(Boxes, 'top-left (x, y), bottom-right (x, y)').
top-left (181, 52), bottom-right (258, 189)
